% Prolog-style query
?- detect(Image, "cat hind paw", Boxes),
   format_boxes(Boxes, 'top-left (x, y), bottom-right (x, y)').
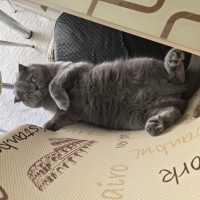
top-left (167, 48), bottom-right (184, 68)
top-left (165, 48), bottom-right (185, 84)
top-left (145, 116), bottom-right (164, 136)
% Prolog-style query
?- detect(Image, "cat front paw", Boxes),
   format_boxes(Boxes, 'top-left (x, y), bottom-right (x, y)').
top-left (56, 100), bottom-right (70, 111)
top-left (49, 82), bottom-right (70, 110)
top-left (145, 116), bottom-right (164, 136)
top-left (43, 121), bottom-right (60, 131)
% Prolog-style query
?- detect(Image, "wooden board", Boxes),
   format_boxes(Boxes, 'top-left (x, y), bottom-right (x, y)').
top-left (27, 0), bottom-right (200, 56)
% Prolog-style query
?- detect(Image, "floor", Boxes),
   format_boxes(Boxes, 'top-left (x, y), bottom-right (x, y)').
top-left (0, 1), bottom-right (55, 134)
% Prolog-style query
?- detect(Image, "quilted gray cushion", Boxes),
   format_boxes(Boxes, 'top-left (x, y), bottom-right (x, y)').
top-left (54, 13), bottom-right (128, 64)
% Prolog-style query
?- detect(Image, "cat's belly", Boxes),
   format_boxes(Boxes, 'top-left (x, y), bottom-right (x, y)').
top-left (73, 93), bottom-right (185, 130)
top-left (74, 97), bottom-right (146, 130)
top-left (70, 76), bottom-right (184, 129)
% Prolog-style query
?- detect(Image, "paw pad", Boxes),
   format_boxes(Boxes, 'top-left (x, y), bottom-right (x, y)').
top-left (145, 116), bottom-right (164, 136)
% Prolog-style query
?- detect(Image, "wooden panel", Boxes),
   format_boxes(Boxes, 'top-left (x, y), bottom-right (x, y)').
top-left (31, 0), bottom-right (93, 14)
top-left (27, 0), bottom-right (200, 56)
top-left (11, 0), bottom-right (61, 20)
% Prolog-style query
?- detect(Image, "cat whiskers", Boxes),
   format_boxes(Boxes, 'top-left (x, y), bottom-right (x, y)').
top-left (38, 73), bottom-right (53, 89)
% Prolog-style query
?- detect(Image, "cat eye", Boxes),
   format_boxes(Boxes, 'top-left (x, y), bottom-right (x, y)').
top-left (28, 92), bottom-right (33, 99)
top-left (31, 75), bottom-right (37, 83)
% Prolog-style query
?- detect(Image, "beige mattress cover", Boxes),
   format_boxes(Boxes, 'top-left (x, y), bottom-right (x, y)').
top-left (1, 86), bottom-right (200, 199)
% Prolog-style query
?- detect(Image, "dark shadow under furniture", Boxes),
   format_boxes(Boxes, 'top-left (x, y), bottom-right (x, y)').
top-left (53, 12), bottom-right (191, 67)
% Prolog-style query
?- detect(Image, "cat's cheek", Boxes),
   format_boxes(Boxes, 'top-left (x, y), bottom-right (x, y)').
top-left (33, 93), bottom-right (44, 107)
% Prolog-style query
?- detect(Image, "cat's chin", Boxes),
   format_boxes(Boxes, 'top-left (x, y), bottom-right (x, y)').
top-left (23, 101), bottom-right (43, 108)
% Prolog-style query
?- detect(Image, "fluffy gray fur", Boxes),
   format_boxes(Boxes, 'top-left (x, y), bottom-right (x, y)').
top-left (13, 48), bottom-right (200, 136)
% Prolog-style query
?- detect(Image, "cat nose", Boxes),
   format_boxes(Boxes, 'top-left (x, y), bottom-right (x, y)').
top-left (34, 85), bottom-right (39, 91)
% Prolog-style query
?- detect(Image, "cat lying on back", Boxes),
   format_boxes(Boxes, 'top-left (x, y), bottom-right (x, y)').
top-left (13, 48), bottom-right (200, 136)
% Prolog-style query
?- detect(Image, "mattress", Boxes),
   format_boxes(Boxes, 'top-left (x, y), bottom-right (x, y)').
top-left (1, 55), bottom-right (200, 199)
top-left (1, 93), bottom-right (200, 199)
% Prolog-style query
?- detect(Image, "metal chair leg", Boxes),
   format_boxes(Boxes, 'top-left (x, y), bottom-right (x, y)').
top-left (0, 40), bottom-right (34, 48)
top-left (0, 71), bottom-right (14, 92)
top-left (0, 9), bottom-right (32, 39)
top-left (6, 0), bottom-right (17, 13)
top-left (2, 83), bottom-right (14, 89)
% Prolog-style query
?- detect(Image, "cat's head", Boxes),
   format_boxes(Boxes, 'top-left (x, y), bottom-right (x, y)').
top-left (14, 63), bottom-right (51, 108)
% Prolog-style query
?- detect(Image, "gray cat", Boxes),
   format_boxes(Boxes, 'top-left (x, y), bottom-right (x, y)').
top-left (13, 48), bottom-right (200, 136)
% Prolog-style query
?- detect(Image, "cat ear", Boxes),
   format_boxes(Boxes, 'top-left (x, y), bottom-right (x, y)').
top-left (14, 97), bottom-right (21, 103)
top-left (18, 64), bottom-right (27, 74)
